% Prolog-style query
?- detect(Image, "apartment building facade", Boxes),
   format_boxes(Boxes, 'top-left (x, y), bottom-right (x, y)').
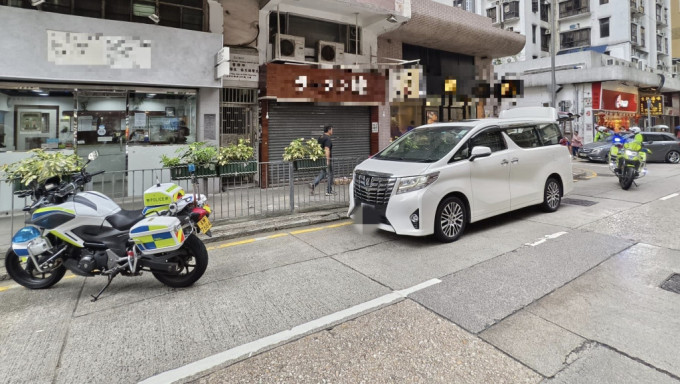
top-left (466, 0), bottom-right (680, 143)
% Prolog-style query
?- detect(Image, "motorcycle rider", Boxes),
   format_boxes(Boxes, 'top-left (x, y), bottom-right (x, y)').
top-left (594, 126), bottom-right (611, 142)
top-left (626, 126), bottom-right (643, 151)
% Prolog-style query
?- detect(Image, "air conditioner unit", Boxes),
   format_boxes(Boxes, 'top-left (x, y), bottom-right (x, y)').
top-left (273, 33), bottom-right (305, 62)
top-left (317, 40), bottom-right (345, 65)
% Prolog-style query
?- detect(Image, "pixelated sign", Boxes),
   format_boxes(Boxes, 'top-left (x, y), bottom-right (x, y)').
top-left (389, 67), bottom-right (425, 101)
top-left (47, 30), bottom-right (151, 69)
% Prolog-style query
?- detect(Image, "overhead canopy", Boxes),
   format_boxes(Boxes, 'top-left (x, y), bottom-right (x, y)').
top-left (380, 0), bottom-right (525, 58)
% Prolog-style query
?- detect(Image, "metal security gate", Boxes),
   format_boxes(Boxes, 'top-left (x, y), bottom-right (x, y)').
top-left (220, 88), bottom-right (258, 146)
top-left (267, 103), bottom-right (371, 162)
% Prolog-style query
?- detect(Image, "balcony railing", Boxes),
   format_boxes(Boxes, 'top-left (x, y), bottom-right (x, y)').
top-left (560, 4), bottom-right (589, 18)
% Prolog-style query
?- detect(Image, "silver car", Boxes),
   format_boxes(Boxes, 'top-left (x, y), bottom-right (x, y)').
top-left (578, 132), bottom-right (680, 163)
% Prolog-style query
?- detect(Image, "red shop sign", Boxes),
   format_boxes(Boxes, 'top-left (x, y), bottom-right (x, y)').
top-left (262, 63), bottom-right (386, 104)
top-left (601, 89), bottom-right (637, 112)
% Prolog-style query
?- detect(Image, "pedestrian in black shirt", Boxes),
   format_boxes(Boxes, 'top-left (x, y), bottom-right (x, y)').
top-left (309, 125), bottom-right (336, 195)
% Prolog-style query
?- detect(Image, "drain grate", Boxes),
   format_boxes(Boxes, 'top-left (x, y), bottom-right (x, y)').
top-left (660, 274), bottom-right (680, 294)
top-left (562, 198), bottom-right (598, 207)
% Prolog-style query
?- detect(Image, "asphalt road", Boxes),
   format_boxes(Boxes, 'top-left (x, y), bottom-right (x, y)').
top-left (1, 160), bottom-right (680, 384)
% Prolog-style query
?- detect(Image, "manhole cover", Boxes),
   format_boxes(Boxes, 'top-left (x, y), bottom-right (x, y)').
top-left (660, 274), bottom-right (680, 294)
top-left (562, 198), bottom-right (598, 207)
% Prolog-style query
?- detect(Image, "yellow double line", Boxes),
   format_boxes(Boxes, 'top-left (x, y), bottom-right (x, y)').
top-left (207, 221), bottom-right (352, 251)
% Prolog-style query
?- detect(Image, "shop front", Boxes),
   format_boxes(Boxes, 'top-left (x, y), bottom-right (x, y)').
top-left (591, 82), bottom-right (639, 134)
top-left (0, 6), bottom-right (221, 212)
top-left (260, 63), bottom-right (386, 163)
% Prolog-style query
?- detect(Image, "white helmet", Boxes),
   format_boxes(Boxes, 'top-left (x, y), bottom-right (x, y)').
top-left (598, 126), bottom-right (607, 132)
top-left (630, 127), bottom-right (641, 134)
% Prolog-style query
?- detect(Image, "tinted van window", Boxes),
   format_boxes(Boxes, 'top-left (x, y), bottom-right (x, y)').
top-left (537, 123), bottom-right (562, 145)
top-left (469, 129), bottom-right (506, 152)
top-left (505, 126), bottom-right (542, 148)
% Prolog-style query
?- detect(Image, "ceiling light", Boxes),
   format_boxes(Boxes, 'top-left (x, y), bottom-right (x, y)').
top-left (148, 14), bottom-right (160, 24)
top-left (31, 0), bottom-right (45, 6)
top-left (387, 14), bottom-right (397, 23)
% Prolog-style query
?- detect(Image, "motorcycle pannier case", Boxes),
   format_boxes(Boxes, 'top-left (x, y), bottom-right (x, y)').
top-left (142, 183), bottom-right (184, 215)
top-left (130, 216), bottom-right (185, 255)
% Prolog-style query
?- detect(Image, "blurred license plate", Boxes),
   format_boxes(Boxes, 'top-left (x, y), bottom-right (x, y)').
top-left (197, 216), bottom-right (212, 233)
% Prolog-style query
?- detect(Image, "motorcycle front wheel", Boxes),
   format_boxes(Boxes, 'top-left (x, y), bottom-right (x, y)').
top-left (151, 234), bottom-right (208, 288)
top-left (620, 167), bottom-right (635, 190)
top-left (4, 248), bottom-right (66, 289)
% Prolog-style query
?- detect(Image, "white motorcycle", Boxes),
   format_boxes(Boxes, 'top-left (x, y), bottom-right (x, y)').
top-left (6, 152), bottom-right (212, 301)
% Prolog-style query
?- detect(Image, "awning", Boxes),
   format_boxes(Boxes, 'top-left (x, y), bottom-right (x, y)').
top-left (558, 45), bottom-right (608, 55)
top-left (380, 0), bottom-right (525, 58)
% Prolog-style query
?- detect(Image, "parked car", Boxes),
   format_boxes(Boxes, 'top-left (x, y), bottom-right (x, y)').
top-left (579, 132), bottom-right (680, 163)
top-left (348, 107), bottom-right (574, 242)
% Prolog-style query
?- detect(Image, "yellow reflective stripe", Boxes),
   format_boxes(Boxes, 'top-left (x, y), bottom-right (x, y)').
top-left (49, 230), bottom-right (82, 247)
top-left (148, 225), bottom-right (167, 231)
top-left (36, 207), bottom-right (75, 215)
top-left (166, 184), bottom-right (180, 193)
top-left (134, 235), bottom-right (154, 244)
top-left (155, 238), bottom-right (177, 248)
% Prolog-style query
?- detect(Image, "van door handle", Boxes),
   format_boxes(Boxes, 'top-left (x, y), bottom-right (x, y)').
top-left (511, 158), bottom-right (519, 164)
top-left (501, 159), bottom-right (509, 165)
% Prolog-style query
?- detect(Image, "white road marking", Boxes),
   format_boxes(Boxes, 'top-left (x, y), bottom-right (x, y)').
top-left (139, 278), bottom-right (442, 384)
top-left (525, 231), bottom-right (568, 247)
top-left (660, 193), bottom-right (679, 201)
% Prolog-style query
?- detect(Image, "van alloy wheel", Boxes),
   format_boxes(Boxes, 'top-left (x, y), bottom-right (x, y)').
top-left (434, 196), bottom-right (467, 243)
top-left (540, 177), bottom-right (562, 212)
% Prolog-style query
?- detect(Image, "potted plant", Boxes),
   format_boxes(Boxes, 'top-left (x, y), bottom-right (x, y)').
top-left (216, 138), bottom-right (257, 176)
top-left (160, 141), bottom-right (218, 180)
top-left (1, 149), bottom-right (83, 192)
top-left (282, 138), bottom-right (326, 170)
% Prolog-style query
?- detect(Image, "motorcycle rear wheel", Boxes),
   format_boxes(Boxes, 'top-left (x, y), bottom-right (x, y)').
top-left (620, 167), bottom-right (635, 190)
top-left (4, 248), bottom-right (66, 289)
top-left (151, 234), bottom-right (208, 288)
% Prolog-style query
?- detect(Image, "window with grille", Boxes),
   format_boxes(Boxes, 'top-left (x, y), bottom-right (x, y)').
top-left (560, 28), bottom-right (591, 49)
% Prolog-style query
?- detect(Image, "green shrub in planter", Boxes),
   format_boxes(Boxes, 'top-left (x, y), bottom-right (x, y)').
top-left (1, 149), bottom-right (83, 189)
top-left (282, 137), bottom-right (325, 170)
top-left (160, 142), bottom-right (218, 179)
top-left (216, 139), bottom-right (257, 176)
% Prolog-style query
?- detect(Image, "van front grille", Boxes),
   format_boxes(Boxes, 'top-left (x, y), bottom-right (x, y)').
top-left (353, 171), bottom-right (396, 205)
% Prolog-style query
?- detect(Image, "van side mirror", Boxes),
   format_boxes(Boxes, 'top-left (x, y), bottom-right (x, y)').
top-left (469, 146), bottom-right (492, 161)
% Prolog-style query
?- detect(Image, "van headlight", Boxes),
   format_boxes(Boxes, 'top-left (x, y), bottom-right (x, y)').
top-left (396, 172), bottom-right (439, 195)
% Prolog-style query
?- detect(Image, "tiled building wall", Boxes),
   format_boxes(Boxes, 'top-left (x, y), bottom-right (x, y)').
top-left (377, 37), bottom-right (403, 150)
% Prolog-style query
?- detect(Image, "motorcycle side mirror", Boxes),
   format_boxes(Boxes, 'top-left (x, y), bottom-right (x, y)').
top-left (87, 151), bottom-right (99, 161)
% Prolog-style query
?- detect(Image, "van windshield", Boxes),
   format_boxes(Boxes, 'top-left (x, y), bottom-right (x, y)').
top-left (374, 126), bottom-right (470, 162)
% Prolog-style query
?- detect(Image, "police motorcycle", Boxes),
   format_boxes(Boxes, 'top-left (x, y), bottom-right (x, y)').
top-left (6, 151), bottom-right (212, 301)
top-left (608, 132), bottom-right (650, 190)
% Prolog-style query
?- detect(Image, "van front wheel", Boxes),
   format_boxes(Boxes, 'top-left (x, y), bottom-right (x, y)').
top-left (540, 177), bottom-right (562, 212)
top-left (434, 196), bottom-right (467, 243)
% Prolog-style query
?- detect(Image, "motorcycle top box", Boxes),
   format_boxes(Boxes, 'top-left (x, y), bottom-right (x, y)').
top-left (130, 216), bottom-right (185, 255)
top-left (143, 183), bottom-right (185, 215)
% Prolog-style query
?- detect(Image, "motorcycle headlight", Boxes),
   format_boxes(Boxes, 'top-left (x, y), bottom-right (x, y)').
top-left (625, 150), bottom-right (637, 157)
top-left (396, 172), bottom-right (439, 195)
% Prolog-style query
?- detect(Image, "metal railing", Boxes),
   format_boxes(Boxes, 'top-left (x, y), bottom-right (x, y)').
top-left (1, 157), bottom-right (365, 246)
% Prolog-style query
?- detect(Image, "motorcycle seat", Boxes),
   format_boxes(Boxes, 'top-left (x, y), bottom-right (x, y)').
top-left (106, 209), bottom-right (145, 231)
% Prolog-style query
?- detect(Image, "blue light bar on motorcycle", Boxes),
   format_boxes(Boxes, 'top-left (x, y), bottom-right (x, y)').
top-left (12, 226), bottom-right (41, 243)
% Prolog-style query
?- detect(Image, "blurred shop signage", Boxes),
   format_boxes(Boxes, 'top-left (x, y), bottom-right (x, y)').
top-left (601, 89), bottom-right (637, 112)
top-left (263, 64), bottom-right (385, 104)
top-left (640, 95), bottom-right (663, 115)
top-left (389, 67), bottom-right (425, 101)
top-left (216, 47), bottom-right (259, 85)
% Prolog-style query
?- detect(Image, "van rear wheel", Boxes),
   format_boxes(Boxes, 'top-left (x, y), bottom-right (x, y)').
top-left (434, 196), bottom-right (467, 243)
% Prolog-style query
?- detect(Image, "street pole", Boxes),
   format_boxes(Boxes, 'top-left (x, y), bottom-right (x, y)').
top-left (550, 0), bottom-right (557, 108)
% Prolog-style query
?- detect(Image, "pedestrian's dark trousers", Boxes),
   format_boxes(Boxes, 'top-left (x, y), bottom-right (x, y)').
top-left (313, 164), bottom-right (333, 193)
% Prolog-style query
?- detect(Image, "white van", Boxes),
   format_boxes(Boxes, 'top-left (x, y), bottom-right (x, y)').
top-left (348, 107), bottom-right (574, 242)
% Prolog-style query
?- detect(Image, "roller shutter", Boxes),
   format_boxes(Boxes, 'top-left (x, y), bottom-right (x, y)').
top-left (267, 103), bottom-right (370, 162)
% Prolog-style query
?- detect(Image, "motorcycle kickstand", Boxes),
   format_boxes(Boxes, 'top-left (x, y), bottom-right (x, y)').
top-left (90, 271), bottom-right (119, 302)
